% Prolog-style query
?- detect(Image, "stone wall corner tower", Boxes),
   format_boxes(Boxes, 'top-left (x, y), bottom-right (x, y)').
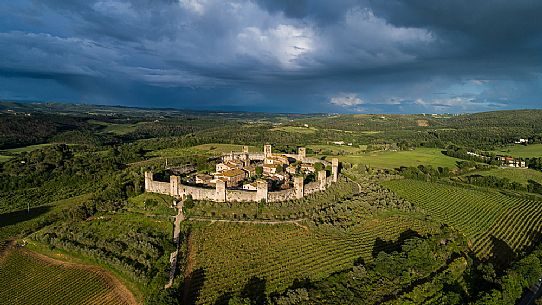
top-left (170, 175), bottom-right (180, 196)
top-left (256, 180), bottom-right (268, 202)
top-left (298, 147), bottom-right (306, 161)
top-left (215, 179), bottom-right (226, 202)
top-left (332, 158), bottom-right (339, 182)
top-left (144, 171), bottom-right (153, 191)
top-left (318, 170), bottom-right (327, 191)
top-left (264, 144), bottom-right (272, 158)
top-left (294, 176), bottom-right (304, 199)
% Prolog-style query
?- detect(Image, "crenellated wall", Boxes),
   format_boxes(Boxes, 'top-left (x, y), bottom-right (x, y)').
top-left (144, 146), bottom-right (339, 203)
top-left (268, 188), bottom-right (297, 202)
top-left (227, 190), bottom-right (257, 202)
top-left (303, 181), bottom-right (321, 195)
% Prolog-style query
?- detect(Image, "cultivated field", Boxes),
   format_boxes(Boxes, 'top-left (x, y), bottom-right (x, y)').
top-left (187, 214), bottom-right (439, 304)
top-left (384, 179), bottom-right (542, 258)
top-left (336, 148), bottom-right (462, 169)
top-left (0, 248), bottom-right (136, 305)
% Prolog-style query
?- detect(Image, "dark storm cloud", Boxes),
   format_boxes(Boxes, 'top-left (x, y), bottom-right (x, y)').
top-left (0, 0), bottom-right (540, 113)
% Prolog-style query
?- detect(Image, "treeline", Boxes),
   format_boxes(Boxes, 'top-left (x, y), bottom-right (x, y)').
top-left (0, 114), bottom-right (88, 149)
top-left (0, 144), bottom-right (146, 213)
top-left (474, 244), bottom-right (542, 305)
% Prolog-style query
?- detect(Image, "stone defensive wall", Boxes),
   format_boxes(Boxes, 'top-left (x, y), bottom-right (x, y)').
top-left (144, 146), bottom-right (339, 203)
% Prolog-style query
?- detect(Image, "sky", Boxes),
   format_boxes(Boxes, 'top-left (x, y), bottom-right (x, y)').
top-left (0, 0), bottom-right (541, 114)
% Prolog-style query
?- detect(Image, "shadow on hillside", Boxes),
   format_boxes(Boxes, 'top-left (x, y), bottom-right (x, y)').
top-left (241, 276), bottom-right (267, 305)
top-left (183, 268), bottom-right (206, 305)
top-left (487, 235), bottom-right (516, 270)
top-left (372, 229), bottom-right (422, 258)
top-left (518, 231), bottom-right (542, 254)
top-left (214, 276), bottom-right (268, 305)
top-left (0, 206), bottom-right (51, 228)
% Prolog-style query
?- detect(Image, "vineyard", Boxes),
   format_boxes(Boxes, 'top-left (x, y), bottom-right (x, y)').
top-left (0, 248), bottom-right (134, 305)
top-left (383, 179), bottom-right (542, 258)
top-left (187, 214), bottom-right (440, 304)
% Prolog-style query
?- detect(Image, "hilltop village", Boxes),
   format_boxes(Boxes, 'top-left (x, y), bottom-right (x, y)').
top-left (145, 145), bottom-right (339, 202)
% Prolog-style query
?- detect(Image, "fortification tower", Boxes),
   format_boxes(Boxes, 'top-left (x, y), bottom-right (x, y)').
top-left (318, 170), bottom-right (327, 191)
top-left (144, 171), bottom-right (153, 191)
top-left (298, 147), bottom-right (306, 161)
top-left (170, 175), bottom-right (180, 196)
top-left (332, 158), bottom-right (339, 182)
top-left (256, 180), bottom-right (268, 202)
top-left (264, 144), bottom-right (272, 158)
top-left (215, 179), bottom-right (226, 202)
top-left (294, 176), bottom-right (304, 199)
top-left (244, 153), bottom-right (250, 167)
top-left (243, 145), bottom-right (249, 154)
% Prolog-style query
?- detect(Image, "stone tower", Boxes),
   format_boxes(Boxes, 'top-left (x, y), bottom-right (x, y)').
top-left (332, 158), bottom-right (339, 182)
top-left (244, 153), bottom-right (250, 167)
top-left (294, 176), bottom-right (304, 199)
top-left (215, 179), bottom-right (226, 202)
top-left (256, 180), bottom-right (268, 202)
top-left (264, 144), bottom-right (272, 158)
top-left (170, 175), bottom-right (180, 196)
top-left (318, 170), bottom-right (327, 191)
top-left (144, 171), bottom-right (153, 191)
top-left (243, 145), bottom-right (249, 154)
top-left (298, 147), bottom-right (306, 161)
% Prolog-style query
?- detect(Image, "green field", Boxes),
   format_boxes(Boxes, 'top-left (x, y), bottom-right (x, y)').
top-left (188, 214), bottom-right (439, 304)
top-left (148, 143), bottom-right (260, 157)
top-left (0, 155), bottom-right (12, 163)
top-left (270, 126), bottom-right (318, 134)
top-left (307, 144), bottom-right (365, 155)
top-left (493, 144), bottom-right (542, 158)
top-left (335, 148), bottom-right (462, 169)
top-left (0, 249), bottom-right (131, 305)
top-left (384, 179), bottom-right (542, 258)
top-left (1, 143), bottom-right (54, 154)
top-left (88, 120), bottom-right (145, 135)
top-left (464, 167), bottom-right (542, 185)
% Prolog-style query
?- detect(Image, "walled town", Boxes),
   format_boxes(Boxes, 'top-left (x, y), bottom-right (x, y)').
top-left (145, 144), bottom-right (339, 202)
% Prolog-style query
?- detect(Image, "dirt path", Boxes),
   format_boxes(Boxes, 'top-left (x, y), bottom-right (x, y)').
top-left (0, 239), bottom-right (15, 263)
top-left (165, 202), bottom-right (185, 289)
top-left (189, 217), bottom-right (308, 226)
top-left (21, 248), bottom-right (139, 305)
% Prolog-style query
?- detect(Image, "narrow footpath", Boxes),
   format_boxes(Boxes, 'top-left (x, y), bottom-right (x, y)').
top-left (165, 200), bottom-right (184, 289)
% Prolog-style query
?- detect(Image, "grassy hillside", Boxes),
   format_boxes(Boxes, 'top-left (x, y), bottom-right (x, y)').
top-left (334, 148), bottom-right (461, 169)
top-left (384, 179), bottom-right (542, 260)
top-left (492, 144), bottom-right (542, 158)
top-left (463, 167), bottom-right (542, 185)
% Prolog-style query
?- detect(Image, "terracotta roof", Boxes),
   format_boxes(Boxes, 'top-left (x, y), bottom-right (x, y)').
top-left (219, 168), bottom-right (245, 177)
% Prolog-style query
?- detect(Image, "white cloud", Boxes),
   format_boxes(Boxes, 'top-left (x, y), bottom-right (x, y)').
top-left (330, 93), bottom-right (365, 107)
top-left (236, 24), bottom-right (314, 68)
